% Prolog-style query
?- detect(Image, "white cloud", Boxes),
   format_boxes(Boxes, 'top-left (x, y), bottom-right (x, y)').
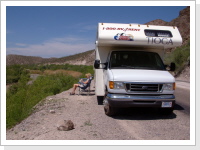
top-left (6, 29), bottom-right (14, 34)
top-left (73, 23), bottom-right (97, 32)
top-left (15, 43), bottom-right (27, 47)
top-left (47, 37), bottom-right (86, 44)
top-left (7, 36), bottom-right (95, 58)
top-left (82, 25), bottom-right (97, 31)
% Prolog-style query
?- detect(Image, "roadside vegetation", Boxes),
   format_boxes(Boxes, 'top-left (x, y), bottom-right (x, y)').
top-left (6, 64), bottom-right (94, 129)
top-left (164, 41), bottom-right (190, 76)
top-left (6, 65), bottom-right (26, 84)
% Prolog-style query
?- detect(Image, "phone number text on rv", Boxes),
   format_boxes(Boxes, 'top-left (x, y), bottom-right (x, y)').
top-left (103, 27), bottom-right (140, 32)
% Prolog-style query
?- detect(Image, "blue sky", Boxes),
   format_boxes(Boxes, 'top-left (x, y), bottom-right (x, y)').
top-left (6, 6), bottom-right (187, 58)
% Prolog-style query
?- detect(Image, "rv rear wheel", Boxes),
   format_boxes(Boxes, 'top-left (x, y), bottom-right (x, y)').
top-left (103, 99), bottom-right (116, 116)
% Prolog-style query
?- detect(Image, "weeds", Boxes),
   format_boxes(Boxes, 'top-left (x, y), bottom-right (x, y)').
top-left (84, 120), bottom-right (93, 126)
top-left (6, 65), bottom-right (27, 84)
top-left (164, 41), bottom-right (190, 75)
top-left (43, 69), bottom-right (82, 78)
top-left (6, 63), bottom-right (94, 84)
top-left (27, 63), bottom-right (94, 77)
top-left (6, 72), bottom-right (77, 128)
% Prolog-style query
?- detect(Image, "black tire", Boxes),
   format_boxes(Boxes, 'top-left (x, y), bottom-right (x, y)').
top-left (103, 99), bottom-right (116, 116)
top-left (160, 107), bottom-right (174, 115)
top-left (97, 96), bottom-right (103, 105)
top-left (160, 101), bottom-right (175, 115)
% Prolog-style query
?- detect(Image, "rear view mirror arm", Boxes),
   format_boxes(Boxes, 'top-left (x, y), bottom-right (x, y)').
top-left (94, 59), bottom-right (108, 69)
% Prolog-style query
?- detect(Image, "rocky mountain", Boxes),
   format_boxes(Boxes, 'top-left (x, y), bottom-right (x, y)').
top-left (6, 6), bottom-right (189, 66)
top-left (6, 54), bottom-right (56, 66)
top-left (6, 50), bottom-right (95, 66)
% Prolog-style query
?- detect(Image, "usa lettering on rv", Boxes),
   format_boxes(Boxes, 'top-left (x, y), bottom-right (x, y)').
top-left (147, 37), bottom-right (173, 45)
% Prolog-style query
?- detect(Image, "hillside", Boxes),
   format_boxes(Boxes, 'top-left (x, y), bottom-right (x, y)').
top-left (6, 55), bottom-right (56, 66)
top-left (7, 49), bottom-right (95, 66)
top-left (48, 49), bottom-right (95, 66)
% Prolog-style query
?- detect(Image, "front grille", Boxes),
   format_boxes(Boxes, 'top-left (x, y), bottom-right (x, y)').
top-left (125, 83), bottom-right (163, 92)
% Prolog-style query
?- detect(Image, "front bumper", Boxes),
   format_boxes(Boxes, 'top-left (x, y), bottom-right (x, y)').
top-left (106, 93), bottom-right (175, 108)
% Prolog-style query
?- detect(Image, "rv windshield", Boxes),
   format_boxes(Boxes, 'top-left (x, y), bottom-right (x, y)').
top-left (109, 51), bottom-right (165, 70)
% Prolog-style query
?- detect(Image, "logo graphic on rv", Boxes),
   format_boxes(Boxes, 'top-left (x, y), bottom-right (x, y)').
top-left (114, 33), bottom-right (134, 41)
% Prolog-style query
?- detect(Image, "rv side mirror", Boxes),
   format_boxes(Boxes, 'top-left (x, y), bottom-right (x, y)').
top-left (170, 62), bottom-right (175, 71)
top-left (104, 62), bottom-right (108, 69)
top-left (94, 59), bottom-right (100, 69)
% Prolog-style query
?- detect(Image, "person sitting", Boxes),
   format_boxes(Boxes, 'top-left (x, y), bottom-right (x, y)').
top-left (70, 73), bottom-right (92, 95)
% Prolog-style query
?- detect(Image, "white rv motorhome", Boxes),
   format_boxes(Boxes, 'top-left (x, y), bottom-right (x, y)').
top-left (94, 23), bottom-right (182, 116)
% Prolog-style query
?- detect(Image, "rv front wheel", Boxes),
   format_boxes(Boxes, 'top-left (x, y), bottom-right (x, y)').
top-left (160, 108), bottom-right (174, 115)
top-left (97, 96), bottom-right (103, 105)
top-left (103, 99), bottom-right (116, 116)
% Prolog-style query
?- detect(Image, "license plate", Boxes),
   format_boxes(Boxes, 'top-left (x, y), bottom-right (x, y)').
top-left (162, 102), bottom-right (172, 108)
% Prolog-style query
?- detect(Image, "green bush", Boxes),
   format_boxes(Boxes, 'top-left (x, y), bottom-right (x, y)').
top-left (6, 65), bottom-right (24, 84)
top-left (26, 64), bottom-right (94, 77)
top-left (6, 73), bottom-right (77, 128)
top-left (164, 41), bottom-right (190, 75)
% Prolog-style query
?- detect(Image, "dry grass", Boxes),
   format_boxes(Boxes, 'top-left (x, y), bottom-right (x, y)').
top-left (29, 70), bottom-right (43, 74)
top-left (29, 69), bottom-right (82, 78)
top-left (43, 70), bottom-right (82, 78)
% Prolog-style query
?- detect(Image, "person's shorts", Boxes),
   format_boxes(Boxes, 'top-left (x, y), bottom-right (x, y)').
top-left (78, 82), bottom-right (87, 89)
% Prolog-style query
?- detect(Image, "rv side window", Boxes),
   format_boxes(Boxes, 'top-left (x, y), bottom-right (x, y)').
top-left (109, 51), bottom-right (165, 70)
top-left (144, 29), bottom-right (173, 37)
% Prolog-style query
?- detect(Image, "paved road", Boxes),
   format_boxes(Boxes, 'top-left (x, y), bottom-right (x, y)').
top-left (176, 80), bottom-right (190, 90)
top-left (175, 80), bottom-right (190, 115)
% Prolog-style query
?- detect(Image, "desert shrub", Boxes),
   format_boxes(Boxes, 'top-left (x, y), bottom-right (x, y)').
top-left (6, 73), bottom-right (77, 128)
top-left (164, 41), bottom-right (190, 74)
top-left (28, 64), bottom-right (94, 77)
top-left (6, 65), bottom-right (24, 84)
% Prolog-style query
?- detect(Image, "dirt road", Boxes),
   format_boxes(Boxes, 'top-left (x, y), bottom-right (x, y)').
top-left (6, 80), bottom-right (190, 140)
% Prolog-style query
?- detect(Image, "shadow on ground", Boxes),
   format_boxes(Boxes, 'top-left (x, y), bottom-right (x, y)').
top-left (111, 103), bottom-right (185, 120)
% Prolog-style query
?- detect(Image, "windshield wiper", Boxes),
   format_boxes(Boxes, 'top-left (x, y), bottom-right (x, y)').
top-left (120, 65), bottom-right (136, 69)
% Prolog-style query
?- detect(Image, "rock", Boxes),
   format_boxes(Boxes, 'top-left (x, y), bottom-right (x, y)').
top-left (49, 110), bottom-right (55, 113)
top-left (57, 120), bottom-right (75, 131)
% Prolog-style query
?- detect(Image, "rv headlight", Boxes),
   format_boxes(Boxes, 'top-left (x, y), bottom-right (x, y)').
top-left (163, 83), bottom-right (176, 91)
top-left (114, 82), bottom-right (124, 89)
top-left (109, 81), bottom-right (124, 89)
